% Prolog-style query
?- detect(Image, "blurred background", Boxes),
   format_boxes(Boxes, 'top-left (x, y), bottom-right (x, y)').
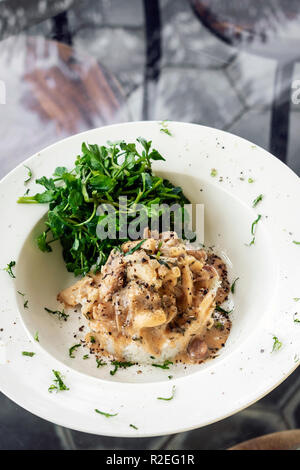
top-left (0, 0), bottom-right (299, 450)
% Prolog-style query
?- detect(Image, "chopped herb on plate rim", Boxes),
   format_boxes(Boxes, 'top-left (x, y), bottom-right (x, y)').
top-left (157, 385), bottom-right (176, 401)
top-left (95, 409), bottom-right (118, 418)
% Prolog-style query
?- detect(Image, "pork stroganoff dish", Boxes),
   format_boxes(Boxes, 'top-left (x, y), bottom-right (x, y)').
top-left (3, 120), bottom-right (298, 437)
top-left (58, 229), bottom-right (231, 364)
top-left (18, 136), bottom-right (233, 368)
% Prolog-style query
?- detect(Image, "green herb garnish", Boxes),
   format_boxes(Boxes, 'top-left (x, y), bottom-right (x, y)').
top-left (48, 370), bottom-right (69, 393)
top-left (69, 343), bottom-right (81, 358)
top-left (211, 168), bottom-right (217, 177)
top-left (247, 214), bottom-right (262, 246)
top-left (90, 336), bottom-right (96, 344)
top-left (130, 424), bottom-right (138, 430)
top-left (17, 139), bottom-right (189, 277)
top-left (252, 194), bottom-right (263, 207)
top-left (248, 178), bottom-right (254, 183)
top-left (110, 360), bottom-right (135, 376)
top-left (157, 385), bottom-right (176, 401)
top-left (83, 354), bottom-right (89, 360)
top-left (95, 409), bottom-right (118, 418)
top-left (293, 313), bottom-right (300, 324)
top-left (24, 165), bottom-right (32, 184)
top-left (215, 305), bottom-right (233, 315)
top-left (293, 241), bottom-right (300, 245)
top-left (17, 291), bottom-right (29, 308)
top-left (251, 214), bottom-right (262, 235)
top-left (247, 237), bottom-right (255, 246)
top-left (22, 351), bottom-right (35, 357)
top-left (160, 120), bottom-right (172, 136)
top-left (152, 360), bottom-right (173, 370)
top-left (231, 277), bottom-right (239, 294)
top-left (272, 336), bottom-right (282, 353)
top-left (34, 331), bottom-right (39, 342)
top-left (124, 239), bottom-right (146, 256)
top-left (45, 307), bottom-right (69, 321)
top-left (160, 128), bottom-right (172, 136)
top-left (150, 255), bottom-right (171, 269)
top-left (4, 261), bottom-right (16, 278)
top-left (294, 298), bottom-right (300, 302)
top-left (96, 358), bottom-right (106, 368)
top-left (156, 240), bottom-right (163, 259)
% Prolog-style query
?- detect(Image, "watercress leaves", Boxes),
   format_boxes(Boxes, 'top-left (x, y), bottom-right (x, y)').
top-left (18, 138), bottom-right (188, 277)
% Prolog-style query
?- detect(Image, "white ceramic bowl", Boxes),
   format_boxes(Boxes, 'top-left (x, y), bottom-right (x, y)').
top-left (0, 121), bottom-right (299, 436)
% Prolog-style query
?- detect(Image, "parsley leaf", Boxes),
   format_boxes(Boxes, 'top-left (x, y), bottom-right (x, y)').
top-left (124, 239), bottom-right (146, 256)
top-left (272, 336), bottom-right (282, 353)
top-left (96, 358), bottom-right (106, 368)
top-left (130, 424), bottom-right (138, 430)
top-left (24, 165), bottom-right (32, 184)
top-left (69, 343), bottom-right (81, 358)
top-left (215, 305), bottom-right (233, 315)
top-left (231, 277), bottom-right (239, 294)
top-left (48, 370), bottom-right (69, 393)
top-left (110, 360), bottom-right (135, 376)
top-left (152, 360), bottom-right (173, 370)
top-left (45, 307), bottom-right (69, 321)
top-left (160, 121), bottom-right (172, 136)
top-left (293, 313), bottom-right (300, 324)
top-left (95, 409), bottom-right (118, 418)
top-left (22, 351), bottom-right (35, 357)
top-left (252, 194), bottom-right (263, 207)
top-left (4, 261), bottom-right (16, 278)
top-left (251, 214), bottom-right (262, 235)
top-left (157, 385), bottom-right (176, 401)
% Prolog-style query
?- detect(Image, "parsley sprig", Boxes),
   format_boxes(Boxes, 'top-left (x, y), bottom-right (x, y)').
top-left (48, 370), bottom-right (69, 393)
top-left (4, 261), bottom-right (16, 278)
top-left (215, 305), bottom-right (233, 315)
top-left (272, 336), bottom-right (282, 353)
top-left (110, 360), bottom-right (135, 376)
top-left (69, 343), bottom-right (81, 358)
top-left (247, 214), bottom-right (262, 246)
top-left (252, 194), bottom-right (263, 207)
top-left (24, 165), bottom-right (32, 184)
top-left (230, 277), bottom-right (239, 294)
top-left (157, 385), bottom-right (176, 401)
top-left (152, 359), bottom-right (173, 370)
top-left (22, 351), bottom-right (35, 357)
top-left (95, 409), bottom-right (118, 418)
top-left (160, 121), bottom-right (172, 136)
top-left (96, 358), bottom-right (106, 368)
top-left (45, 307), bottom-right (69, 321)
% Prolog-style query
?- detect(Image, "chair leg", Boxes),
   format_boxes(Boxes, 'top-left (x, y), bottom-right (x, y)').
top-left (51, 10), bottom-right (72, 46)
top-left (142, 0), bottom-right (162, 120)
top-left (270, 61), bottom-right (294, 163)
